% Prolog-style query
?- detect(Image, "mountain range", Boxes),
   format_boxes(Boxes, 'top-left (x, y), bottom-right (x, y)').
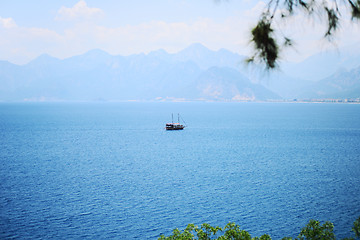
top-left (0, 43), bottom-right (359, 102)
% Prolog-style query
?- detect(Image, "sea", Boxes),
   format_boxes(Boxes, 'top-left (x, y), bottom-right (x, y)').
top-left (0, 102), bottom-right (359, 239)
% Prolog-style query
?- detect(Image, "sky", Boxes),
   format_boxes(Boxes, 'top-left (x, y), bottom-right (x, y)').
top-left (0, 0), bottom-right (359, 65)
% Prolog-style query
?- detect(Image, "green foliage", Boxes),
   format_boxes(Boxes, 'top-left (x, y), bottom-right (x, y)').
top-left (348, 0), bottom-right (360, 19)
top-left (159, 216), bottom-right (360, 240)
top-left (353, 216), bottom-right (360, 238)
top-left (223, 222), bottom-right (252, 240)
top-left (297, 219), bottom-right (335, 240)
top-left (245, 0), bottom-right (360, 70)
top-left (247, 15), bottom-right (279, 70)
top-left (196, 223), bottom-right (222, 239)
top-left (158, 223), bottom-right (225, 240)
top-left (324, 7), bottom-right (340, 38)
top-left (159, 222), bottom-right (254, 240)
top-left (252, 234), bottom-right (272, 240)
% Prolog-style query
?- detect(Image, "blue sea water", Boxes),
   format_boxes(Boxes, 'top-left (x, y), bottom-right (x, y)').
top-left (0, 102), bottom-right (359, 239)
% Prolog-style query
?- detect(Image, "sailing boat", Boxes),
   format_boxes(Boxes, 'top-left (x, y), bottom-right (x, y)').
top-left (165, 113), bottom-right (186, 130)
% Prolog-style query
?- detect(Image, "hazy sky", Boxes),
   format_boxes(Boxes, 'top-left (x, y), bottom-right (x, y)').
top-left (0, 0), bottom-right (359, 64)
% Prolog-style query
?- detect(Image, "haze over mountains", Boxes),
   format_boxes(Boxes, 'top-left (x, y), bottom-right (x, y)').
top-left (1, 43), bottom-right (359, 102)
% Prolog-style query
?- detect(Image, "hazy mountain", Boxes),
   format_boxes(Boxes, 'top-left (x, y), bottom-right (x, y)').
top-left (0, 44), bottom-right (277, 101)
top-left (281, 47), bottom-right (360, 82)
top-left (250, 46), bottom-right (360, 99)
top-left (174, 43), bottom-right (245, 70)
top-left (0, 60), bottom-right (26, 100)
top-left (252, 71), bottom-right (311, 99)
top-left (187, 67), bottom-right (280, 101)
top-left (296, 66), bottom-right (360, 99)
top-left (0, 43), bottom-right (358, 102)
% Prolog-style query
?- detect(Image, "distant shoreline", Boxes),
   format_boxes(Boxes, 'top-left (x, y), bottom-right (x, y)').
top-left (1, 98), bottom-right (360, 104)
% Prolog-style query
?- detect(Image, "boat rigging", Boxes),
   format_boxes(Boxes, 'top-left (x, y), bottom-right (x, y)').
top-left (165, 113), bottom-right (186, 130)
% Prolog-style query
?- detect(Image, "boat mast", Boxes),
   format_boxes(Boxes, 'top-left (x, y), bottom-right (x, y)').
top-left (178, 113), bottom-right (180, 123)
top-left (172, 113), bottom-right (174, 123)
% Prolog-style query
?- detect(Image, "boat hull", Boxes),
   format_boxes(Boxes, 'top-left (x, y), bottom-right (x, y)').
top-left (165, 123), bottom-right (185, 130)
top-left (165, 114), bottom-right (186, 130)
top-left (166, 127), bottom-right (184, 130)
